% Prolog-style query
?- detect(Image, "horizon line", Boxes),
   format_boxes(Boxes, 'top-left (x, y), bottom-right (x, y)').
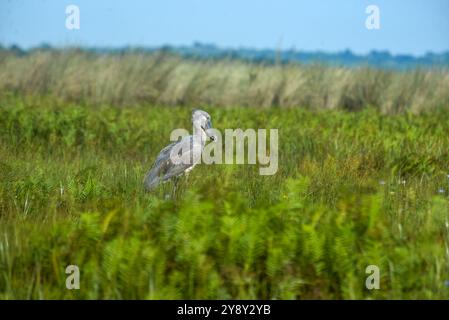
top-left (2, 42), bottom-right (449, 59)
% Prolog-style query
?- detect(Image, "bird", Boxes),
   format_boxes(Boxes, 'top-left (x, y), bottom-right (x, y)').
top-left (143, 109), bottom-right (216, 192)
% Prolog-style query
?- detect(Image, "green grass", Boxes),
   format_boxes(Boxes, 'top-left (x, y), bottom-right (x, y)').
top-left (1, 93), bottom-right (449, 299)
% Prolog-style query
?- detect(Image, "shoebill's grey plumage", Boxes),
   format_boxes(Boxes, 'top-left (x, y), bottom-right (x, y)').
top-left (144, 109), bottom-right (215, 191)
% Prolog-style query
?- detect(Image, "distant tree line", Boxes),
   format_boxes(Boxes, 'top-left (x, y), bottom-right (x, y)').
top-left (2, 42), bottom-right (449, 70)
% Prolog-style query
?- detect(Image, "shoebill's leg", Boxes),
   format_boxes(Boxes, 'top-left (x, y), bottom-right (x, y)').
top-left (171, 175), bottom-right (180, 200)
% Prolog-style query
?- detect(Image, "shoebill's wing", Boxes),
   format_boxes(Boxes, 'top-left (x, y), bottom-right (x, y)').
top-left (144, 136), bottom-right (196, 191)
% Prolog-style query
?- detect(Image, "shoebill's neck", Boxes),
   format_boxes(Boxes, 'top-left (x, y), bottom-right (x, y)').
top-left (192, 125), bottom-right (207, 148)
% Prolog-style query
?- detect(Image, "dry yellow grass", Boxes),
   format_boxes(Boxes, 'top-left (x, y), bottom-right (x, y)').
top-left (0, 49), bottom-right (448, 113)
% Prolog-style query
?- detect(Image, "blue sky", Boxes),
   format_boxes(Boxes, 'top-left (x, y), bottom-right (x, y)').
top-left (0, 0), bottom-right (448, 56)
